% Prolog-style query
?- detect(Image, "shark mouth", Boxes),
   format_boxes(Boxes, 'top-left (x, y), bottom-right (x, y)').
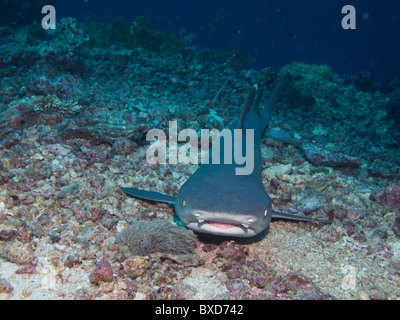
top-left (185, 216), bottom-right (258, 237)
top-left (204, 221), bottom-right (238, 229)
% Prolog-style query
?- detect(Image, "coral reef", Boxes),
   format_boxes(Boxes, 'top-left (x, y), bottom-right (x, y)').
top-left (116, 220), bottom-right (198, 255)
top-left (278, 62), bottom-right (339, 112)
top-left (280, 62), bottom-right (338, 81)
top-left (353, 70), bottom-right (375, 92)
top-left (56, 18), bottom-right (89, 52)
top-left (374, 182), bottom-right (400, 211)
top-left (82, 17), bottom-right (187, 56)
top-left (9, 95), bottom-right (81, 114)
top-left (386, 88), bottom-right (400, 129)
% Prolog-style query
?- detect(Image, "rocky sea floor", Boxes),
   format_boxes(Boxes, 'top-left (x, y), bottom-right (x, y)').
top-left (1, 19), bottom-right (400, 300)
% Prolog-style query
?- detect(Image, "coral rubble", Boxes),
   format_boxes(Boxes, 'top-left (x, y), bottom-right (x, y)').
top-left (0, 16), bottom-right (399, 300)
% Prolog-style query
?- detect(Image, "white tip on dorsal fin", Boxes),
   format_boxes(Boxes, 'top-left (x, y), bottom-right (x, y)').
top-left (237, 84), bottom-right (257, 130)
top-left (252, 86), bottom-right (263, 113)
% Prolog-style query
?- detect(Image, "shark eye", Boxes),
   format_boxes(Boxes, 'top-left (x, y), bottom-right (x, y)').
top-left (180, 197), bottom-right (186, 208)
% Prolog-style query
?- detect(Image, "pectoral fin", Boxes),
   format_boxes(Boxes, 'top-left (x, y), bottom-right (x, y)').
top-left (120, 187), bottom-right (176, 204)
top-left (272, 210), bottom-right (332, 224)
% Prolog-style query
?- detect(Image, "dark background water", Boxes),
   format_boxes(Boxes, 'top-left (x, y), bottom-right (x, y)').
top-left (2, 0), bottom-right (400, 83)
top-left (56, 0), bottom-right (400, 83)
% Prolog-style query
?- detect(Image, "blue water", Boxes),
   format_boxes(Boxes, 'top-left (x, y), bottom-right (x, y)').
top-left (55, 0), bottom-right (400, 83)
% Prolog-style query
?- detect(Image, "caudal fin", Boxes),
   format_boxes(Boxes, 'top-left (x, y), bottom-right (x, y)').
top-left (260, 73), bottom-right (291, 122)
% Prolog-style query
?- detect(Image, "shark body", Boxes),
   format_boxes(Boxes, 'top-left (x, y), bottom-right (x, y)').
top-left (121, 75), bottom-right (331, 237)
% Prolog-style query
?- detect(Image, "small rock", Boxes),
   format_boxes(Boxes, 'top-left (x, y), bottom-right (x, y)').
top-left (302, 143), bottom-right (361, 168)
top-left (55, 182), bottom-right (79, 199)
top-left (171, 283), bottom-right (198, 300)
top-left (157, 253), bottom-right (204, 267)
top-left (369, 290), bottom-right (387, 300)
top-left (393, 213), bottom-right (400, 238)
top-left (1, 241), bottom-right (37, 266)
top-left (374, 183), bottom-right (400, 211)
top-left (89, 259), bottom-right (113, 285)
top-left (21, 287), bottom-right (32, 298)
top-left (147, 286), bottom-right (173, 300)
top-left (0, 278), bottom-right (13, 294)
top-left (112, 137), bottom-right (137, 155)
top-left (85, 203), bottom-right (104, 221)
top-left (226, 279), bottom-right (251, 299)
top-left (123, 256), bottom-right (151, 279)
top-left (15, 266), bottom-right (37, 274)
top-left (225, 263), bottom-right (245, 279)
top-left (202, 244), bottom-right (217, 252)
top-left (0, 201), bottom-right (5, 214)
top-left (0, 227), bottom-right (18, 241)
top-left (255, 276), bottom-right (269, 289)
top-left (64, 255), bottom-right (82, 268)
top-left (216, 241), bottom-right (249, 264)
top-left (295, 187), bottom-right (328, 215)
top-left (353, 231), bottom-right (367, 242)
top-left (47, 143), bottom-right (72, 156)
top-left (274, 272), bottom-right (333, 299)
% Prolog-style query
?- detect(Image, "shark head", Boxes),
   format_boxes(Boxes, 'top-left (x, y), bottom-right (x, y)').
top-left (175, 166), bottom-right (273, 237)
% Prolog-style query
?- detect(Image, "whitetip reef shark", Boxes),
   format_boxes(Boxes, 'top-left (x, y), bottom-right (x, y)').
top-left (121, 74), bottom-right (331, 237)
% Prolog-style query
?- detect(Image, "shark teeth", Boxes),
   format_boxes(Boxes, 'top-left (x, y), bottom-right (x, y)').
top-left (241, 223), bottom-right (249, 229)
top-left (195, 213), bottom-right (204, 224)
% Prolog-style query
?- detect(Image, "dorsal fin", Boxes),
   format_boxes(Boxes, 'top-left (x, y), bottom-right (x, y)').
top-left (237, 84), bottom-right (257, 130)
top-left (260, 73), bottom-right (291, 121)
top-left (252, 87), bottom-right (263, 113)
